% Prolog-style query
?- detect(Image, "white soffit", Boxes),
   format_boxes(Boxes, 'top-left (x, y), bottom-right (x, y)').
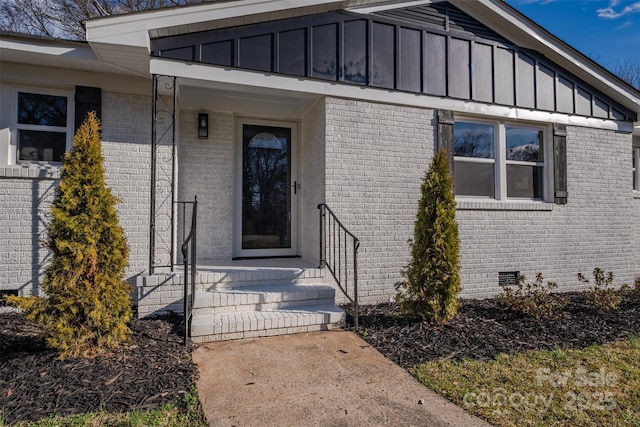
top-left (85, 0), bottom-right (350, 47)
top-left (152, 58), bottom-right (634, 133)
top-left (0, 35), bottom-right (136, 75)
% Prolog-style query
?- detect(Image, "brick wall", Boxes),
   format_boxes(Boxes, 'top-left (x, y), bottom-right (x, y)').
top-left (300, 99), bottom-right (326, 263)
top-left (0, 91), bottom-right (153, 295)
top-left (0, 177), bottom-right (57, 294)
top-left (457, 127), bottom-right (635, 297)
top-left (177, 110), bottom-right (234, 261)
top-left (323, 97), bottom-right (637, 303)
top-left (324, 97), bottom-right (435, 304)
top-left (101, 92), bottom-right (152, 279)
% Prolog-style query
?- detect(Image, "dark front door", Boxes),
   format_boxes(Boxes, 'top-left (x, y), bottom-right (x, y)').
top-left (236, 122), bottom-right (297, 257)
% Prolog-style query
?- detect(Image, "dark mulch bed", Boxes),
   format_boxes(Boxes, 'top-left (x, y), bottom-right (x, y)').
top-left (0, 313), bottom-right (198, 425)
top-left (345, 292), bottom-right (640, 369)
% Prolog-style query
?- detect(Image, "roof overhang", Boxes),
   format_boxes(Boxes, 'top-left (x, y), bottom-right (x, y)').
top-left (153, 57), bottom-right (635, 133)
top-left (0, 32), bottom-right (138, 76)
top-left (84, 0), bottom-right (640, 121)
top-left (85, 0), bottom-right (350, 75)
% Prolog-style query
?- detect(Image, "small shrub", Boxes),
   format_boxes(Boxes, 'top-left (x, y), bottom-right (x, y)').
top-left (577, 268), bottom-right (629, 312)
top-left (497, 273), bottom-right (567, 319)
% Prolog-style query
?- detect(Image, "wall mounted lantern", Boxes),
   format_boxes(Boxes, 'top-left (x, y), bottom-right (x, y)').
top-left (198, 113), bottom-right (208, 139)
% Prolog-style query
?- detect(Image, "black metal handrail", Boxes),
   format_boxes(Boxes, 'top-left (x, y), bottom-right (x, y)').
top-left (177, 197), bottom-right (197, 346)
top-left (318, 203), bottom-right (360, 330)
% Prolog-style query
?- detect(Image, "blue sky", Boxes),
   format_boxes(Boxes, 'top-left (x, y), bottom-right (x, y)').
top-left (504, 0), bottom-right (640, 72)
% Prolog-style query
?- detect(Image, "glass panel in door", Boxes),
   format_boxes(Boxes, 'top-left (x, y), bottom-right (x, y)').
top-left (242, 124), bottom-right (291, 250)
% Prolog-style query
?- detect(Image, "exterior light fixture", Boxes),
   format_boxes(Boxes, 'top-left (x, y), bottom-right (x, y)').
top-left (198, 113), bottom-right (208, 139)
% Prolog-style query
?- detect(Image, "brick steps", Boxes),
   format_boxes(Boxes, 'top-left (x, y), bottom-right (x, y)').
top-left (190, 304), bottom-right (344, 342)
top-left (136, 260), bottom-right (345, 342)
top-left (193, 283), bottom-right (336, 313)
top-left (190, 282), bottom-right (345, 342)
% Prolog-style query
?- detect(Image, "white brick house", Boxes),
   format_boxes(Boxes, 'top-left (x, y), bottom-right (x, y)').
top-left (1, 0), bottom-right (639, 341)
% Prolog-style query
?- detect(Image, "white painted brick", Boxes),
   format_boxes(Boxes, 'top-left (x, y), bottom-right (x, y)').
top-left (323, 97), bottom-right (639, 302)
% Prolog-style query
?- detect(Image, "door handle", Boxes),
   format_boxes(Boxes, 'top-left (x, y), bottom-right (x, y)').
top-left (292, 180), bottom-right (297, 195)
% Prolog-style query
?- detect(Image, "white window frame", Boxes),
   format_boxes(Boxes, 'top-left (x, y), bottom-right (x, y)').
top-left (9, 87), bottom-right (74, 166)
top-left (453, 117), bottom-right (552, 202)
top-left (633, 146), bottom-right (640, 193)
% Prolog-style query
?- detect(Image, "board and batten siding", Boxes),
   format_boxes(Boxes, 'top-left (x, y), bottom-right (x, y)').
top-left (151, 2), bottom-right (635, 123)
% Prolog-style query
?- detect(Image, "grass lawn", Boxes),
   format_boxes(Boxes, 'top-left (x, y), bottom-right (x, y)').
top-left (3, 388), bottom-right (207, 427)
top-left (411, 338), bottom-right (640, 427)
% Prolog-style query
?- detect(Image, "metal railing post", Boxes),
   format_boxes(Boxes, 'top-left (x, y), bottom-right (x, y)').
top-left (179, 196), bottom-right (198, 347)
top-left (318, 204), bottom-right (324, 268)
top-left (317, 203), bottom-right (360, 332)
top-left (353, 238), bottom-right (359, 331)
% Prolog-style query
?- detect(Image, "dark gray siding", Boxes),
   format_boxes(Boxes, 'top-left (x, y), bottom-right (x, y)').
top-left (150, 3), bottom-right (636, 122)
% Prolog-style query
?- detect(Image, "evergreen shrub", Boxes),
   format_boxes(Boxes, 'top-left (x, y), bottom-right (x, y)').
top-left (397, 148), bottom-right (461, 323)
top-left (7, 112), bottom-right (132, 358)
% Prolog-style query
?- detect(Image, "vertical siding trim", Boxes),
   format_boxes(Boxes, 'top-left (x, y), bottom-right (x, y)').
top-left (422, 30), bottom-right (428, 94)
top-left (306, 26), bottom-right (312, 77)
top-left (367, 20), bottom-right (374, 86)
top-left (337, 20), bottom-right (344, 81)
top-left (273, 31), bottom-right (280, 73)
top-left (553, 123), bottom-right (568, 205)
top-left (395, 25), bottom-right (401, 90)
top-left (470, 40), bottom-right (476, 101)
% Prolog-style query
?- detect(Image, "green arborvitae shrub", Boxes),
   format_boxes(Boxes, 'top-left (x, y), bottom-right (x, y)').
top-left (7, 112), bottom-right (132, 358)
top-left (397, 148), bottom-right (461, 323)
top-left (497, 273), bottom-right (568, 319)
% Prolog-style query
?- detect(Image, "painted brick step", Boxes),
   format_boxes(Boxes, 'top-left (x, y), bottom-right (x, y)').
top-left (193, 284), bottom-right (336, 313)
top-left (190, 304), bottom-right (345, 343)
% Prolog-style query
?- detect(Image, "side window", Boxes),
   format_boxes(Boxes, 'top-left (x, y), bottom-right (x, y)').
top-left (505, 126), bottom-right (544, 199)
top-left (453, 120), bottom-right (547, 201)
top-left (453, 121), bottom-right (495, 198)
top-left (15, 90), bottom-right (71, 163)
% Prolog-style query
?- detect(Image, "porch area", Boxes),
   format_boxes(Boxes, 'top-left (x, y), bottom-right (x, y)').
top-left (144, 74), bottom-right (358, 343)
top-left (136, 258), bottom-right (345, 343)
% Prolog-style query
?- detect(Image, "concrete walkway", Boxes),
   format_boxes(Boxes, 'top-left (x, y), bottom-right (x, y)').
top-left (193, 330), bottom-right (492, 426)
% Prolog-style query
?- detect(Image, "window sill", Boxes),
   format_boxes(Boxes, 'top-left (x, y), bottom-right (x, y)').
top-left (0, 165), bottom-right (61, 180)
top-left (456, 199), bottom-right (554, 211)
top-left (633, 191), bottom-right (640, 200)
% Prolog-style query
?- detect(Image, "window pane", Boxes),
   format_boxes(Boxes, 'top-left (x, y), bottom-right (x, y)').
top-left (454, 160), bottom-right (494, 197)
top-left (18, 130), bottom-right (66, 162)
top-left (454, 122), bottom-right (494, 158)
top-left (506, 127), bottom-right (542, 162)
top-left (18, 92), bottom-right (67, 127)
top-left (507, 164), bottom-right (543, 199)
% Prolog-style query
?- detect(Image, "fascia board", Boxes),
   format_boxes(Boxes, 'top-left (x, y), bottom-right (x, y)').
top-left (451, 0), bottom-right (640, 115)
top-left (346, 0), bottom-right (436, 14)
top-left (151, 58), bottom-right (633, 133)
top-left (85, 0), bottom-right (344, 48)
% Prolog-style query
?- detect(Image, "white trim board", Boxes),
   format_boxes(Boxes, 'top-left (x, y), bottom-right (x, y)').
top-left (152, 58), bottom-right (635, 134)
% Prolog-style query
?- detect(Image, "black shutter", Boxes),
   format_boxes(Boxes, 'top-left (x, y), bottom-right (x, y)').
top-left (437, 109), bottom-right (455, 175)
top-left (553, 124), bottom-right (568, 205)
top-left (75, 86), bottom-right (102, 131)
